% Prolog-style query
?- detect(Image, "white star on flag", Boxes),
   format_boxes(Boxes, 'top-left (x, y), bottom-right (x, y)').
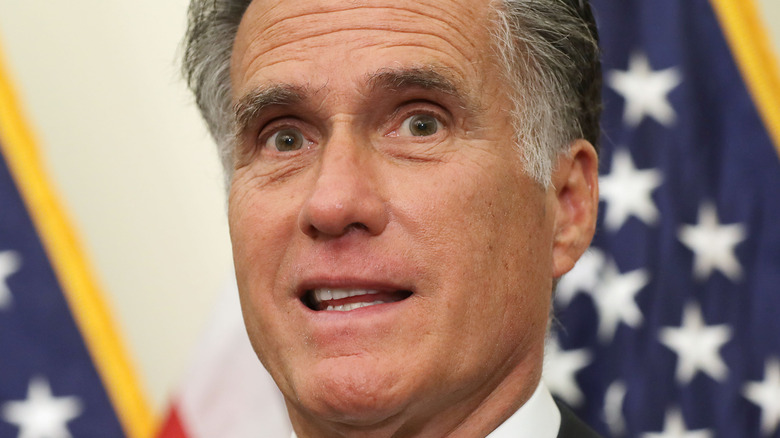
top-left (599, 148), bottom-right (663, 231)
top-left (543, 338), bottom-right (592, 407)
top-left (590, 261), bottom-right (648, 343)
top-left (607, 51), bottom-right (683, 127)
top-left (556, 248), bottom-right (606, 306)
top-left (742, 357), bottom-right (780, 436)
top-left (659, 302), bottom-right (732, 384)
top-left (1, 377), bottom-right (83, 438)
top-left (641, 408), bottom-right (713, 438)
top-left (678, 202), bottom-right (747, 282)
top-left (603, 380), bottom-right (628, 437)
top-left (0, 250), bottom-right (22, 310)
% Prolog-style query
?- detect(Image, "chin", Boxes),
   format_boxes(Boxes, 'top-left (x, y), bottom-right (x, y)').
top-left (289, 357), bottom-right (411, 427)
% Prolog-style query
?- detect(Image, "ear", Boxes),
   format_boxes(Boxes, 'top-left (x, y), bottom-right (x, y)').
top-left (550, 139), bottom-right (599, 278)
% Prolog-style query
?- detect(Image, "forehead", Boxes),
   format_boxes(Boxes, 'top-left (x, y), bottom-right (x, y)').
top-left (230, 0), bottom-right (497, 97)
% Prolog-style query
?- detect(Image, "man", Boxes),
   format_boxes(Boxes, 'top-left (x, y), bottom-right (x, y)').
top-left (183, 0), bottom-right (602, 436)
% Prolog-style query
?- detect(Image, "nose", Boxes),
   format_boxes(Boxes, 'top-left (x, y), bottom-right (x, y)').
top-left (298, 134), bottom-right (388, 239)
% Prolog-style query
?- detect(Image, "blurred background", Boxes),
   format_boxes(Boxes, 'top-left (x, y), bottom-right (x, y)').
top-left (0, 1), bottom-right (231, 413)
top-left (0, 0), bottom-right (778, 421)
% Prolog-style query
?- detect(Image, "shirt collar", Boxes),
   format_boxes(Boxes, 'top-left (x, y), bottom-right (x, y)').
top-left (290, 381), bottom-right (559, 438)
top-left (486, 381), bottom-right (561, 438)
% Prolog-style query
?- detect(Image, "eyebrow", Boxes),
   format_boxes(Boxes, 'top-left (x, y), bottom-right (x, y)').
top-left (234, 84), bottom-right (308, 135)
top-left (365, 66), bottom-right (479, 113)
top-left (366, 66), bottom-right (460, 95)
top-left (233, 66), bottom-right (478, 134)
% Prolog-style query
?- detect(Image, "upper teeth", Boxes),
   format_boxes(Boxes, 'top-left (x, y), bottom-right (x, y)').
top-left (313, 289), bottom-right (379, 303)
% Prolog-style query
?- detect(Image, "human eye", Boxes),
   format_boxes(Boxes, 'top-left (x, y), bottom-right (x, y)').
top-left (264, 127), bottom-right (307, 152)
top-left (398, 113), bottom-right (440, 137)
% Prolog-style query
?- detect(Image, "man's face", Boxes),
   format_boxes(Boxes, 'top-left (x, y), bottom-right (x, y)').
top-left (228, 0), bottom-right (592, 434)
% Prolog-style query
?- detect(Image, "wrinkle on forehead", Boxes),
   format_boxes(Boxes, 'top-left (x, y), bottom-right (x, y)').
top-left (242, 0), bottom-right (488, 47)
top-left (231, 0), bottom-right (495, 94)
top-left (253, 5), bottom-right (481, 54)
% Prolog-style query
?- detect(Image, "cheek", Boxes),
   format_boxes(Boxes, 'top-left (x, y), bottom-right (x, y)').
top-left (227, 178), bottom-right (302, 330)
top-left (228, 180), bottom-right (307, 384)
top-left (404, 159), bottom-right (551, 275)
top-left (228, 175), bottom-right (300, 269)
top-left (229, 195), bottom-right (271, 291)
top-left (395, 157), bottom-right (553, 337)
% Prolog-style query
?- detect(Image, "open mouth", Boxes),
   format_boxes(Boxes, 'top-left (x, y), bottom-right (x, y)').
top-left (302, 288), bottom-right (413, 312)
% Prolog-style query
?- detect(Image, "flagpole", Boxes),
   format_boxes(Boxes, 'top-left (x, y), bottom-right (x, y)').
top-left (711, 0), bottom-right (780, 158)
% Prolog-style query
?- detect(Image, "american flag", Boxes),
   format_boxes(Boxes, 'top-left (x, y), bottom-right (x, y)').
top-left (547, 1), bottom-right (780, 437)
top-left (0, 45), bottom-right (152, 437)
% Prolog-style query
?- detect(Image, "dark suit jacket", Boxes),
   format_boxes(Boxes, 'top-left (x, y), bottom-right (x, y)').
top-left (556, 400), bottom-right (603, 438)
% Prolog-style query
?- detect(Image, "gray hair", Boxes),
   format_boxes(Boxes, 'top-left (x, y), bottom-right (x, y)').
top-left (182, 0), bottom-right (601, 186)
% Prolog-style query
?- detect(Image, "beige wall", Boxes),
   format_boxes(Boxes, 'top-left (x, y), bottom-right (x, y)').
top-left (0, 0), bottom-right (777, 413)
top-left (765, 0), bottom-right (780, 40)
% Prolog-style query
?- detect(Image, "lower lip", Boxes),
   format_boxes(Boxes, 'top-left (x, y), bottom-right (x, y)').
top-left (296, 296), bottom-right (417, 350)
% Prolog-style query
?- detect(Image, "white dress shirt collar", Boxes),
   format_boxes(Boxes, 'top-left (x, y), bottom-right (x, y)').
top-left (290, 381), bottom-right (560, 438)
top-left (486, 381), bottom-right (560, 438)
